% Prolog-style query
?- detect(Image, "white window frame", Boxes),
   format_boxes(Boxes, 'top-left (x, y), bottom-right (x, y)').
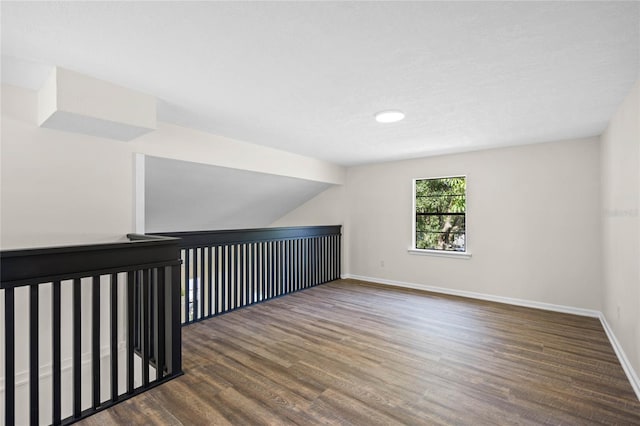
top-left (409, 175), bottom-right (471, 259)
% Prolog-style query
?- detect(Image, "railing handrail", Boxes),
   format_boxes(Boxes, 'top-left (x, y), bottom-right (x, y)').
top-left (147, 225), bottom-right (341, 248)
top-left (1, 235), bottom-right (181, 289)
top-left (1, 233), bottom-right (183, 426)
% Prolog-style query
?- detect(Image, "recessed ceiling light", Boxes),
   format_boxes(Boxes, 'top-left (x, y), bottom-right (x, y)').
top-left (375, 110), bottom-right (405, 123)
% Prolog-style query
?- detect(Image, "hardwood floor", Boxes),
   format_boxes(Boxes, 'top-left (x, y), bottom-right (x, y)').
top-left (81, 279), bottom-right (640, 425)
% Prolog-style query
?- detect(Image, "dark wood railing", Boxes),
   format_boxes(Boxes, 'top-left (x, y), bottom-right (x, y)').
top-left (2, 225), bottom-right (340, 425)
top-left (1, 236), bottom-right (183, 426)
top-left (144, 225), bottom-right (342, 324)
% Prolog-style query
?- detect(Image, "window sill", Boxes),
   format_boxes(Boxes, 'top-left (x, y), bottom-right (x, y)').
top-left (408, 248), bottom-right (472, 259)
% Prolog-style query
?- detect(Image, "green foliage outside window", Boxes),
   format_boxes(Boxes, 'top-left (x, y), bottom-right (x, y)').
top-left (415, 177), bottom-right (466, 251)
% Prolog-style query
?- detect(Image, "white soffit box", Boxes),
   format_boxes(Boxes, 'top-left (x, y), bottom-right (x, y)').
top-left (38, 67), bottom-right (156, 141)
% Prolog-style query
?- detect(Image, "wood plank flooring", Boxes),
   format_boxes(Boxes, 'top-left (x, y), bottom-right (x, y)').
top-left (80, 279), bottom-right (640, 425)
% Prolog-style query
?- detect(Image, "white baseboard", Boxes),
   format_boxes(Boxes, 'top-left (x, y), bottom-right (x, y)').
top-left (342, 273), bottom-right (640, 401)
top-left (599, 314), bottom-right (640, 400)
top-left (343, 274), bottom-right (600, 317)
top-left (0, 341), bottom-right (127, 390)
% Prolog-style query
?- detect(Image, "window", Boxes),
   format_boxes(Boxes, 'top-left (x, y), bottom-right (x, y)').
top-left (413, 176), bottom-right (466, 253)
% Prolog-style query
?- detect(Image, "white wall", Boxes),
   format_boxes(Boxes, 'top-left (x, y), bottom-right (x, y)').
top-left (1, 84), bottom-right (345, 249)
top-left (601, 79), bottom-right (640, 376)
top-left (345, 139), bottom-right (602, 310)
top-left (270, 184), bottom-right (347, 228)
top-left (275, 138), bottom-right (603, 311)
top-left (270, 184), bottom-right (349, 273)
top-left (0, 83), bottom-right (346, 423)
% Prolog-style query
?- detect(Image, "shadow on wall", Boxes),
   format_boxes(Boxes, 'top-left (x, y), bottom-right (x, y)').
top-left (144, 156), bottom-right (334, 233)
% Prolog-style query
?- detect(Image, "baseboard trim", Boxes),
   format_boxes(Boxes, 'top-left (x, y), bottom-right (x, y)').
top-left (599, 314), bottom-right (640, 400)
top-left (342, 273), bottom-right (640, 401)
top-left (343, 274), bottom-right (600, 317)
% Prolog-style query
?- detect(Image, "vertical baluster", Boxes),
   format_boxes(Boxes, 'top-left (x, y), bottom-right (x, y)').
top-left (142, 269), bottom-right (150, 386)
top-left (52, 281), bottom-right (62, 424)
top-left (330, 235), bottom-right (336, 280)
top-left (73, 278), bottom-right (82, 418)
top-left (290, 240), bottom-right (294, 292)
top-left (239, 243), bottom-right (245, 308)
top-left (157, 267), bottom-right (166, 380)
top-left (140, 271), bottom-right (151, 388)
top-left (244, 243), bottom-right (249, 305)
top-left (193, 249), bottom-right (199, 321)
top-left (252, 243), bottom-right (257, 303)
top-left (5, 287), bottom-right (15, 426)
top-left (247, 244), bottom-right (252, 305)
top-left (322, 237), bottom-right (326, 283)
top-left (260, 241), bottom-right (267, 301)
top-left (302, 239), bottom-right (307, 289)
top-left (220, 246), bottom-right (229, 312)
top-left (288, 240), bottom-right (293, 293)
top-left (149, 269), bottom-right (156, 376)
top-left (318, 237), bottom-right (322, 284)
top-left (282, 240), bottom-right (288, 294)
top-left (226, 245), bottom-right (232, 312)
top-left (268, 241), bottom-right (273, 299)
top-left (328, 236), bottom-right (331, 282)
top-left (184, 249), bottom-right (190, 323)
top-left (311, 237), bottom-right (315, 286)
top-left (335, 234), bottom-right (339, 279)
top-left (287, 240), bottom-right (291, 292)
top-left (278, 240), bottom-right (286, 295)
top-left (264, 242), bottom-right (267, 298)
top-left (333, 235), bottom-right (336, 279)
top-left (317, 238), bottom-right (321, 284)
top-left (317, 237), bottom-right (321, 284)
top-left (293, 239), bottom-right (297, 290)
top-left (126, 271), bottom-right (135, 394)
top-left (293, 239), bottom-right (298, 291)
top-left (295, 239), bottom-right (299, 291)
top-left (235, 244), bottom-right (241, 308)
top-left (201, 247), bottom-right (206, 319)
top-left (92, 276), bottom-right (101, 409)
top-left (170, 262), bottom-right (182, 375)
top-left (338, 233), bottom-right (342, 278)
top-left (272, 241), bottom-right (277, 297)
top-left (274, 240), bottom-right (278, 297)
top-left (298, 239), bottom-right (302, 291)
top-left (213, 246), bottom-right (219, 315)
top-left (308, 238), bottom-right (313, 287)
top-left (276, 240), bottom-right (280, 296)
top-left (309, 238), bottom-right (313, 287)
top-left (29, 284), bottom-right (39, 425)
top-left (110, 274), bottom-right (118, 402)
top-left (261, 242), bottom-right (267, 301)
top-left (318, 237), bottom-right (321, 284)
top-left (208, 246), bottom-right (213, 317)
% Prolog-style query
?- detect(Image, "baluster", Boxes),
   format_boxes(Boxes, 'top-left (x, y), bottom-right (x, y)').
top-left (52, 281), bottom-right (62, 424)
top-left (110, 273), bottom-right (119, 402)
top-left (126, 271), bottom-right (135, 394)
top-left (92, 276), bottom-right (101, 409)
top-left (5, 287), bottom-right (15, 426)
top-left (73, 279), bottom-right (82, 418)
top-left (30, 284), bottom-right (39, 425)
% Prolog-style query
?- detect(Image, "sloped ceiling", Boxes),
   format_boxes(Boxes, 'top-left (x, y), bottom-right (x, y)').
top-left (145, 156), bottom-right (332, 232)
top-left (2, 2), bottom-right (639, 165)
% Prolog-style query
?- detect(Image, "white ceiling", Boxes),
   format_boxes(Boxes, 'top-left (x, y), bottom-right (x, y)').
top-left (145, 156), bottom-right (331, 233)
top-left (1, 1), bottom-right (639, 165)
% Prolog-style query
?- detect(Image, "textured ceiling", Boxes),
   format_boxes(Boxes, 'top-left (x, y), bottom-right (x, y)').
top-left (2, 1), bottom-right (639, 165)
top-left (145, 156), bottom-right (331, 233)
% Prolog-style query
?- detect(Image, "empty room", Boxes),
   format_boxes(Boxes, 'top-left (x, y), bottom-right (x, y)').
top-left (1, 1), bottom-right (639, 425)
